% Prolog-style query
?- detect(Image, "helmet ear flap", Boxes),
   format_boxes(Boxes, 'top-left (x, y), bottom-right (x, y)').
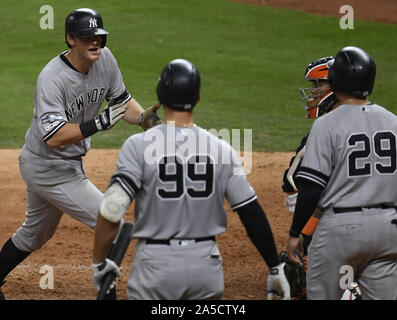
top-left (101, 35), bottom-right (107, 48)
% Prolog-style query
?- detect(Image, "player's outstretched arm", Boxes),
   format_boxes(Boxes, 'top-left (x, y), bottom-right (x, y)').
top-left (46, 99), bottom-right (129, 148)
top-left (122, 98), bottom-right (144, 125)
top-left (237, 200), bottom-right (290, 300)
top-left (45, 123), bottom-right (85, 148)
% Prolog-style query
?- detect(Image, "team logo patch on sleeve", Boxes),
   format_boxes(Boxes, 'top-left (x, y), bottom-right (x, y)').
top-left (41, 114), bottom-right (65, 132)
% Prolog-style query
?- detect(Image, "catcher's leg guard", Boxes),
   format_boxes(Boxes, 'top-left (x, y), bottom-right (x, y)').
top-left (279, 250), bottom-right (306, 299)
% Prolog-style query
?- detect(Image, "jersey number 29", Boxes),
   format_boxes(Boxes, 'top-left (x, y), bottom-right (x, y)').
top-left (347, 131), bottom-right (396, 176)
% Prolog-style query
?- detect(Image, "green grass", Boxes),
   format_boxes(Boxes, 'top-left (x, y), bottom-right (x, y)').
top-left (1, 0), bottom-right (396, 151)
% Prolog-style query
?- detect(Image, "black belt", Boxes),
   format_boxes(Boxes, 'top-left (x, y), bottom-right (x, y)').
top-left (146, 236), bottom-right (215, 245)
top-left (334, 205), bottom-right (397, 214)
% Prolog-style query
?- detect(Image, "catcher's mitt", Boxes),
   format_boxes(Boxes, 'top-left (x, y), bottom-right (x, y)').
top-left (279, 250), bottom-right (306, 299)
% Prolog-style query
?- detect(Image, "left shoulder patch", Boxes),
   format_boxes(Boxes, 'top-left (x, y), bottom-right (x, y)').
top-left (42, 113), bottom-right (64, 125)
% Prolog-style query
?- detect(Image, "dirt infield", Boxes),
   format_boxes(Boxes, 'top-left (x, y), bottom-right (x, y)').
top-left (0, 149), bottom-right (293, 300)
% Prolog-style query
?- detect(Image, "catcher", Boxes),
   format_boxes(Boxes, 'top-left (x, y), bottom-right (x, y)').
top-left (280, 56), bottom-right (340, 298)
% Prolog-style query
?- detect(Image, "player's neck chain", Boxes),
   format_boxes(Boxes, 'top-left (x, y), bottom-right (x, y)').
top-left (164, 121), bottom-right (196, 128)
top-left (343, 98), bottom-right (371, 105)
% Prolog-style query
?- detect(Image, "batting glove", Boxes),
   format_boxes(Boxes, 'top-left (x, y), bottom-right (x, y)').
top-left (95, 99), bottom-right (128, 131)
top-left (91, 258), bottom-right (121, 292)
top-left (267, 262), bottom-right (291, 300)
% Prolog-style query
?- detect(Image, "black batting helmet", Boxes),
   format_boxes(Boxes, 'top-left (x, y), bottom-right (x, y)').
top-left (65, 8), bottom-right (109, 48)
top-left (156, 59), bottom-right (201, 111)
top-left (328, 46), bottom-right (376, 99)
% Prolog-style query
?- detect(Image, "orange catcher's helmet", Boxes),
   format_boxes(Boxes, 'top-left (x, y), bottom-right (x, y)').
top-left (299, 56), bottom-right (339, 119)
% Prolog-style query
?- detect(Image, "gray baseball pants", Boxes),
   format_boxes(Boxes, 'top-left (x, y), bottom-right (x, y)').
top-left (307, 207), bottom-right (397, 300)
top-left (12, 147), bottom-right (102, 252)
top-left (127, 238), bottom-right (224, 300)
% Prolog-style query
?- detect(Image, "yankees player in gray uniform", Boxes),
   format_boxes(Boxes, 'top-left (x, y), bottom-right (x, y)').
top-left (287, 46), bottom-right (397, 299)
top-left (0, 8), bottom-right (160, 299)
top-left (91, 59), bottom-right (290, 300)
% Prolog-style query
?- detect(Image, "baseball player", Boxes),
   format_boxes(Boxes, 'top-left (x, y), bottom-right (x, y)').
top-left (282, 56), bottom-right (339, 257)
top-left (91, 59), bottom-right (290, 300)
top-left (0, 8), bottom-right (160, 300)
top-left (287, 46), bottom-right (397, 299)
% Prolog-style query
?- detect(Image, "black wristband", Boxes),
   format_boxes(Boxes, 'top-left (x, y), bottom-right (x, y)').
top-left (80, 118), bottom-right (99, 138)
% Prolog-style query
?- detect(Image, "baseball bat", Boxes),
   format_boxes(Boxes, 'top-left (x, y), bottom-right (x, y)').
top-left (97, 222), bottom-right (134, 300)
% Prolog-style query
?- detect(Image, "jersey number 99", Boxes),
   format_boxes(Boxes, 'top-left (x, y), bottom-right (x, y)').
top-left (157, 155), bottom-right (214, 199)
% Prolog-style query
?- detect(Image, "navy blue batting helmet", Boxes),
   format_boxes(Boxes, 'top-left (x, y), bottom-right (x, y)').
top-left (156, 59), bottom-right (201, 111)
top-left (65, 8), bottom-right (109, 48)
top-left (328, 46), bottom-right (376, 98)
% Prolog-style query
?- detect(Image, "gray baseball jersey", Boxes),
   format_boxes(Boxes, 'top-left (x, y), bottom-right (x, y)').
top-left (112, 124), bottom-right (257, 239)
top-left (109, 124), bottom-right (257, 299)
top-left (13, 47), bottom-right (130, 252)
top-left (297, 103), bottom-right (397, 209)
top-left (24, 47), bottom-right (130, 159)
top-left (296, 103), bottom-right (397, 299)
